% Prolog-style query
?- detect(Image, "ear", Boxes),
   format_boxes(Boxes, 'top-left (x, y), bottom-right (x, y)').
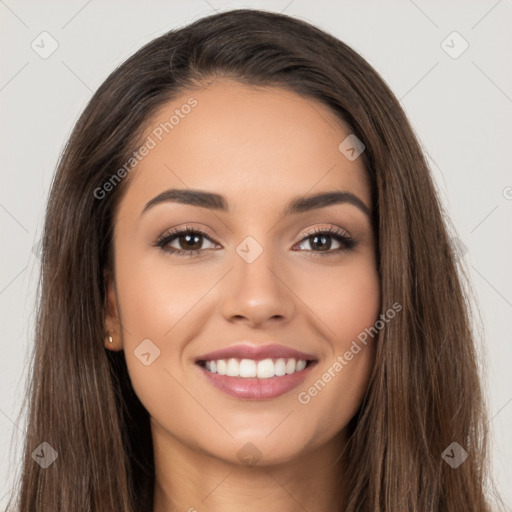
top-left (104, 270), bottom-right (122, 351)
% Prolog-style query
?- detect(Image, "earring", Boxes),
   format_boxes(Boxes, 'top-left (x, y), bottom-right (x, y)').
top-left (107, 330), bottom-right (114, 344)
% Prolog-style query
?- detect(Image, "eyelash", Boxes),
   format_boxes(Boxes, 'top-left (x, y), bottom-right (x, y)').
top-left (153, 224), bottom-right (357, 258)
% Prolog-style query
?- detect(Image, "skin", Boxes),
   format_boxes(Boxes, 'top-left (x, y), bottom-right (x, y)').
top-left (105, 79), bottom-right (381, 512)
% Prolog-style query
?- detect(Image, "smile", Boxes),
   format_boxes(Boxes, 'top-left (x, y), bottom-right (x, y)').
top-left (196, 358), bottom-right (317, 400)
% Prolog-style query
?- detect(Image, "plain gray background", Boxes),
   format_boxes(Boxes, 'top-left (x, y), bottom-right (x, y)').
top-left (1, 0), bottom-right (511, 509)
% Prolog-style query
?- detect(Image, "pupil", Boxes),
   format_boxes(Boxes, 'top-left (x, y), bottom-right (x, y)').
top-left (313, 235), bottom-right (330, 251)
top-left (182, 234), bottom-right (201, 250)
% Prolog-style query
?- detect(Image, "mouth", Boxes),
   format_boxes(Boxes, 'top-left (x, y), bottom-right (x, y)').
top-left (195, 357), bottom-right (318, 400)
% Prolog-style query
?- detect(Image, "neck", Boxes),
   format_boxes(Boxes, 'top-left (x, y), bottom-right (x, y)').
top-left (152, 421), bottom-right (347, 512)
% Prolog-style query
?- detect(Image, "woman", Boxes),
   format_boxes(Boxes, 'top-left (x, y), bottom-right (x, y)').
top-left (6, 8), bottom-right (501, 512)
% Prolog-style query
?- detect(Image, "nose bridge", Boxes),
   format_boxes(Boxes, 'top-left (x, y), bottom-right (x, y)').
top-left (234, 233), bottom-right (282, 291)
top-left (219, 233), bottom-right (294, 324)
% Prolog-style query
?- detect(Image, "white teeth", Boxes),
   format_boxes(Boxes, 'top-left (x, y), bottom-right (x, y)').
top-left (257, 359), bottom-right (274, 379)
top-left (274, 358), bottom-right (286, 376)
top-left (239, 359), bottom-right (257, 378)
top-left (285, 358), bottom-right (296, 374)
top-left (226, 358), bottom-right (239, 377)
top-left (216, 359), bottom-right (227, 375)
top-left (202, 357), bottom-right (310, 378)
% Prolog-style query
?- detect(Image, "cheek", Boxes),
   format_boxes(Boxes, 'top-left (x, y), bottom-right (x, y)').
top-left (306, 256), bottom-right (381, 349)
top-left (112, 249), bottom-right (208, 403)
top-left (114, 247), bottom-right (212, 338)
top-left (291, 258), bottom-right (380, 437)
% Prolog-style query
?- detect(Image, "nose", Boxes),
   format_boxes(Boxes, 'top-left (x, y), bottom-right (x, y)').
top-left (219, 244), bottom-right (295, 328)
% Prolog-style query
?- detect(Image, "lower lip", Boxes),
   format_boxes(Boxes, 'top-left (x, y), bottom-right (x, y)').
top-left (197, 362), bottom-right (316, 400)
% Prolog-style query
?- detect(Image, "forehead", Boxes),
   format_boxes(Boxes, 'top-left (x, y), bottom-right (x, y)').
top-left (118, 79), bottom-right (370, 219)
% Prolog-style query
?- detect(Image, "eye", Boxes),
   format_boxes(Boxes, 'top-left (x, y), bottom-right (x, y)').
top-left (154, 225), bottom-right (218, 258)
top-left (293, 226), bottom-right (356, 256)
top-left (153, 225), bottom-right (356, 258)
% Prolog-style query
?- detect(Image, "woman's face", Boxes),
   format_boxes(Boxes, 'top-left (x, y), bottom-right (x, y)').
top-left (106, 79), bottom-right (380, 465)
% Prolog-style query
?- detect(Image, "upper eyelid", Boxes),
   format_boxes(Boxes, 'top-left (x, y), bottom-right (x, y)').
top-left (162, 226), bottom-right (218, 243)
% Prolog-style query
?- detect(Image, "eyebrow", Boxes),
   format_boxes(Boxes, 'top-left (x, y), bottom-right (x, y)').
top-left (140, 188), bottom-right (371, 218)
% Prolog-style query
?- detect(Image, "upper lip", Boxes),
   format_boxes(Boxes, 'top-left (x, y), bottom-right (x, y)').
top-left (195, 343), bottom-right (318, 363)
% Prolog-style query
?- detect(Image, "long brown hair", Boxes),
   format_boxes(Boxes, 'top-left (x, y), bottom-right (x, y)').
top-left (6, 8), bottom-right (501, 511)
